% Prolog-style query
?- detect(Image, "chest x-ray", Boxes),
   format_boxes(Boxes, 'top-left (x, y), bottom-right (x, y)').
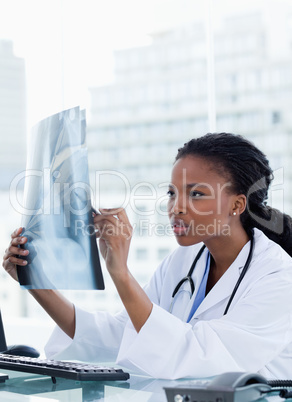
top-left (17, 107), bottom-right (104, 290)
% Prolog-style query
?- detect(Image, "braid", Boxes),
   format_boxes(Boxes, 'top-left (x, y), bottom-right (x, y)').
top-left (176, 133), bottom-right (292, 256)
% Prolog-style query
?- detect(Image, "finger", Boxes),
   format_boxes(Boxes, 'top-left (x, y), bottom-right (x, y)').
top-left (93, 215), bottom-right (120, 228)
top-left (11, 227), bottom-right (23, 239)
top-left (99, 218), bottom-right (128, 238)
top-left (94, 216), bottom-right (131, 236)
top-left (6, 256), bottom-right (27, 266)
top-left (115, 208), bottom-right (131, 225)
top-left (11, 236), bottom-right (27, 247)
top-left (95, 222), bottom-right (118, 238)
top-left (94, 209), bottom-right (132, 238)
top-left (99, 208), bottom-right (124, 221)
top-left (91, 207), bottom-right (100, 216)
top-left (99, 208), bottom-right (131, 225)
top-left (2, 253), bottom-right (27, 268)
top-left (97, 221), bottom-right (132, 242)
top-left (100, 207), bottom-right (131, 225)
top-left (95, 230), bottom-right (106, 240)
top-left (5, 245), bottom-right (29, 258)
top-left (3, 248), bottom-right (28, 269)
top-left (99, 208), bottom-right (122, 215)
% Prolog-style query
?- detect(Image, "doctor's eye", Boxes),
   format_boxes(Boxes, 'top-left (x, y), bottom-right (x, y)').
top-left (190, 190), bottom-right (204, 198)
top-left (167, 190), bottom-right (176, 198)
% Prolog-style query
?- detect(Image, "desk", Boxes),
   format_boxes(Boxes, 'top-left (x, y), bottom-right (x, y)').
top-left (0, 369), bottom-right (287, 401)
top-left (0, 369), bottom-right (169, 402)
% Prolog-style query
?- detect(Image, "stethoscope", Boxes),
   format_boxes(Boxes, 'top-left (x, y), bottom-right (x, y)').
top-left (169, 230), bottom-right (255, 316)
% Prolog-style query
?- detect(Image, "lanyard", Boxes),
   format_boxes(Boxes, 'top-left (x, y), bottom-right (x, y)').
top-left (186, 252), bottom-right (211, 322)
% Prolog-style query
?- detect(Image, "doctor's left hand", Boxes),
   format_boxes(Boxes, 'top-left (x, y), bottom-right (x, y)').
top-left (93, 208), bottom-right (133, 276)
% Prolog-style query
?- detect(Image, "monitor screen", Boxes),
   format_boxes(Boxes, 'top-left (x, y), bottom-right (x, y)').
top-left (0, 311), bottom-right (7, 353)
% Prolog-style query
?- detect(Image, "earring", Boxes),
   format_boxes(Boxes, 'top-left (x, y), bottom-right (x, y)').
top-left (233, 212), bottom-right (236, 216)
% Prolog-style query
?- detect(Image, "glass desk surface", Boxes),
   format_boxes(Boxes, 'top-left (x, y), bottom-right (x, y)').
top-left (0, 368), bottom-right (171, 402)
top-left (0, 369), bottom-right (286, 402)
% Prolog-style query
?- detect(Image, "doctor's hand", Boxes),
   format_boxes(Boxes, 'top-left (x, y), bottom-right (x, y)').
top-left (93, 208), bottom-right (133, 276)
top-left (93, 208), bottom-right (152, 333)
top-left (2, 229), bottom-right (76, 340)
top-left (2, 227), bottom-right (29, 282)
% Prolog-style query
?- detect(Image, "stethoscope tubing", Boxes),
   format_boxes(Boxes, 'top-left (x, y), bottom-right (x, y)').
top-left (223, 233), bottom-right (255, 315)
top-left (170, 231), bottom-right (255, 316)
top-left (171, 244), bottom-right (206, 299)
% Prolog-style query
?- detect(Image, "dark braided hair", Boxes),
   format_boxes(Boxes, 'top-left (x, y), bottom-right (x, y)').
top-left (175, 133), bottom-right (292, 256)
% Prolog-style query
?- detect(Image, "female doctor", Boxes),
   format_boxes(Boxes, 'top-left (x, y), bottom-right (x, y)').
top-left (3, 132), bottom-right (292, 380)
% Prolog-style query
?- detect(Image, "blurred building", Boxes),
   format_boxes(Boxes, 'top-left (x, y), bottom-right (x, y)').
top-left (88, 10), bottom-right (292, 192)
top-left (85, 9), bottom-right (292, 312)
top-left (0, 40), bottom-right (27, 319)
top-left (0, 39), bottom-right (27, 189)
top-left (21, 7), bottom-right (292, 319)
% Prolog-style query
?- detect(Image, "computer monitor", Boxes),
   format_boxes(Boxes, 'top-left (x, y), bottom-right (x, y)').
top-left (0, 310), bottom-right (39, 358)
top-left (0, 311), bottom-right (7, 353)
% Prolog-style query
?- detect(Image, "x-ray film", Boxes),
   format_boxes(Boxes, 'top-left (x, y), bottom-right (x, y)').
top-left (17, 107), bottom-right (104, 290)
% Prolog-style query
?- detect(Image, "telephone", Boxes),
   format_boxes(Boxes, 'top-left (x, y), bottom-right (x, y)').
top-left (164, 372), bottom-right (272, 402)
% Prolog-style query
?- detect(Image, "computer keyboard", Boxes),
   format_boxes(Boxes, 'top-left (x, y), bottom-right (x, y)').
top-left (0, 353), bottom-right (130, 382)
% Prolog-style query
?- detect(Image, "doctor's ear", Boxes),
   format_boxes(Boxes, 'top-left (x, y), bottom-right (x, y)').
top-left (231, 194), bottom-right (246, 216)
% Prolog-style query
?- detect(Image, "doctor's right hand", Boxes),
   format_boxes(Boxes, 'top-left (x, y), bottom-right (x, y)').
top-left (2, 228), bottom-right (76, 340)
top-left (2, 227), bottom-right (29, 282)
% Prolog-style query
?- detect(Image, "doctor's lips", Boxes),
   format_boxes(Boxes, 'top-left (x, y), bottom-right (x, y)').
top-left (171, 219), bottom-right (190, 236)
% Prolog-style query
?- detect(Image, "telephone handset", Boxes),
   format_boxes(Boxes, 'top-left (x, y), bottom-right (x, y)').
top-left (164, 371), bottom-right (276, 401)
top-left (208, 371), bottom-right (268, 388)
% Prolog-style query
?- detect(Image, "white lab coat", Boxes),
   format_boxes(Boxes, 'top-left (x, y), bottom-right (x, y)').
top-left (45, 228), bottom-right (292, 380)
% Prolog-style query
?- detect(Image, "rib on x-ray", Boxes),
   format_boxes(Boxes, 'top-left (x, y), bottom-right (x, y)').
top-left (17, 107), bottom-right (104, 290)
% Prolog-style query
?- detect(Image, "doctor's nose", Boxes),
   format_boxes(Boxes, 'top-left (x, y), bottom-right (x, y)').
top-left (169, 196), bottom-right (187, 215)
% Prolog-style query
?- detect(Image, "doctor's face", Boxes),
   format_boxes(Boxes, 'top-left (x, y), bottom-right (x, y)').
top-left (167, 155), bottom-right (237, 246)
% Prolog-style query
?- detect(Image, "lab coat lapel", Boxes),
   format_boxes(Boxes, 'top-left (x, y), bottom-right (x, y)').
top-left (191, 240), bottom-right (251, 319)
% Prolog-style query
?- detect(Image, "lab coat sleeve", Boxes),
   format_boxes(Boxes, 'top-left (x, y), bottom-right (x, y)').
top-left (45, 305), bottom-right (129, 362)
top-left (44, 256), bottom-right (169, 361)
top-left (44, 254), bottom-right (170, 362)
top-left (116, 267), bottom-right (292, 379)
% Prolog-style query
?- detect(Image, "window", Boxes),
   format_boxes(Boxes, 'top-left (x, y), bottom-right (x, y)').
top-left (157, 248), bottom-right (170, 260)
top-left (136, 248), bottom-right (149, 260)
top-left (272, 111), bottom-right (281, 125)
